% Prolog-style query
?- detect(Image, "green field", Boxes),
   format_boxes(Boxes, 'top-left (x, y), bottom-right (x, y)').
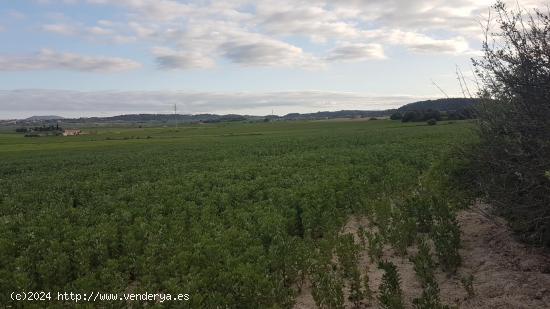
top-left (0, 120), bottom-right (474, 307)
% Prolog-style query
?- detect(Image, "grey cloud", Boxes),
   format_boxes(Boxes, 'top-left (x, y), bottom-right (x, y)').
top-left (0, 49), bottom-right (141, 72)
top-left (326, 44), bottom-right (386, 62)
top-left (220, 39), bottom-right (316, 67)
top-left (153, 47), bottom-right (215, 69)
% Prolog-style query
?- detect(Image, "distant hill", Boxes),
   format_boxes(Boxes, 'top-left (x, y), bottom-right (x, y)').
top-left (398, 98), bottom-right (479, 112)
top-left (281, 110), bottom-right (393, 120)
top-left (25, 115), bottom-right (64, 121)
top-left (52, 110), bottom-right (394, 124)
top-left (9, 98), bottom-right (482, 126)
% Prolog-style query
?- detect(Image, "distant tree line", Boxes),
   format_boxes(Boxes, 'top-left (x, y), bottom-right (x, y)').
top-left (15, 124), bottom-right (62, 133)
top-left (390, 108), bottom-right (476, 123)
top-left (398, 98), bottom-right (479, 112)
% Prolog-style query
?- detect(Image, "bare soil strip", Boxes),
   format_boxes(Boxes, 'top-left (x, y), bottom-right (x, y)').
top-left (294, 203), bottom-right (550, 308)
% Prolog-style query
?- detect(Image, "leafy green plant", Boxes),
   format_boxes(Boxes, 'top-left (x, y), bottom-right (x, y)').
top-left (411, 238), bottom-right (448, 309)
top-left (413, 283), bottom-right (448, 309)
top-left (378, 261), bottom-right (404, 309)
top-left (461, 274), bottom-right (475, 298)
top-left (388, 209), bottom-right (417, 256)
top-left (310, 262), bottom-right (345, 309)
top-left (404, 193), bottom-right (434, 233)
top-left (335, 234), bottom-right (361, 280)
top-left (365, 230), bottom-right (384, 262)
top-left (410, 238), bottom-right (436, 287)
top-left (431, 214), bottom-right (461, 273)
top-left (363, 267), bottom-right (373, 302)
top-left (348, 267), bottom-right (364, 308)
top-left (357, 225), bottom-right (367, 248)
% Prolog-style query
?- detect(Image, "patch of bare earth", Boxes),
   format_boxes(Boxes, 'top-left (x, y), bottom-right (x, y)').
top-left (293, 204), bottom-right (550, 308)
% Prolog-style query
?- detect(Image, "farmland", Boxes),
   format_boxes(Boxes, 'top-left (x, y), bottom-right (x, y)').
top-left (0, 119), bottom-right (475, 307)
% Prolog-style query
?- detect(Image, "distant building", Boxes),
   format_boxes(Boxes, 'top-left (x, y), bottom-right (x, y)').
top-left (63, 129), bottom-right (81, 136)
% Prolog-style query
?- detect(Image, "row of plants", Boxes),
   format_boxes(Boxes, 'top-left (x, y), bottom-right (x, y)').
top-left (306, 153), bottom-right (470, 308)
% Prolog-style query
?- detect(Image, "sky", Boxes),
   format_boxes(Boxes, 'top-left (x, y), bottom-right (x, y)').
top-left (0, 0), bottom-right (546, 118)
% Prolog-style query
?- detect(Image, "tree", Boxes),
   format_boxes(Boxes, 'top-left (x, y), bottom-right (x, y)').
top-left (390, 112), bottom-right (403, 120)
top-left (472, 1), bottom-right (550, 246)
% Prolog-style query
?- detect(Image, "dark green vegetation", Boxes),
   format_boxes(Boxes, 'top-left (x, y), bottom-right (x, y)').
top-left (390, 98), bottom-right (478, 124)
top-left (471, 1), bottom-right (550, 247)
top-left (15, 124), bottom-right (64, 137)
top-left (397, 98), bottom-right (478, 112)
top-left (0, 119), bottom-right (473, 307)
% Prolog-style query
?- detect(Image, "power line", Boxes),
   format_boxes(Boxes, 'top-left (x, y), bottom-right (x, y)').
top-left (430, 79), bottom-right (449, 98)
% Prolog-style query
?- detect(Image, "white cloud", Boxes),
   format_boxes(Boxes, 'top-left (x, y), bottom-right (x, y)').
top-left (42, 23), bottom-right (78, 35)
top-left (87, 0), bottom-right (192, 21)
top-left (19, 0), bottom-right (550, 70)
top-left (42, 21), bottom-right (136, 44)
top-left (0, 89), bottom-right (432, 118)
top-left (256, 4), bottom-right (360, 42)
top-left (385, 30), bottom-right (471, 54)
top-left (0, 49), bottom-right (141, 72)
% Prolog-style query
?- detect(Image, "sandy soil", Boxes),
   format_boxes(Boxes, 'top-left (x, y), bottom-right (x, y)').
top-left (294, 203), bottom-right (550, 308)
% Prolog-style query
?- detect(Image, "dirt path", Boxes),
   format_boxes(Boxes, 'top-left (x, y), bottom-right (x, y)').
top-left (294, 203), bottom-right (550, 308)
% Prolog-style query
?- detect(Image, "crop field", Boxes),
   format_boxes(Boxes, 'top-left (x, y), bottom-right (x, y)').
top-left (0, 120), bottom-right (474, 308)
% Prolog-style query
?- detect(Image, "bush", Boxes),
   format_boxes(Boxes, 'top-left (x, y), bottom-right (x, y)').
top-left (427, 119), bottom-right (437, 126)
top-left (471, 1), bottom-right (550, 247)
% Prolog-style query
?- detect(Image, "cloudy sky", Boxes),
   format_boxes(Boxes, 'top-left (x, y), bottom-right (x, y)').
top-left (0, 0), bottom-right (545, 118)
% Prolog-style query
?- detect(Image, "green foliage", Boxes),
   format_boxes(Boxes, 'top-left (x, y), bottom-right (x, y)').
top-left (357, 226), bottom-right (366, 248)
top-left (348, 268), bottom-right (364, 308)
top-left (365, 230), bottom-right (384, 262)
top-left (310, 262), bottom-right (345, 309)
top-left (410, 238), bottom-right (436, 288)
top-left (411, 238), bottom-right (449, 309)
top-left (335, 234), bottom-right (366, 308)
top-left (431, 211), bottom-right (461, 273)
top-left (412, 283), bottom-right (448, 309)
top-left (335, 234), bottom-right (360, 279)
top-left (378, 261), bottom-right (404, 309)
top-left (472, 1), bottom-right (550, 247)
top-left (427, 119), bottom-right (437, 126)
top-left (0, 120), bottom-right (474, 307)
top-left (390, 112), bottom-right (403, 120)
top-left (403, 193), bottom-right (434, 233)
top-left (402, 110), bottom-right (441, 123)
top-left (461, 274), bottom-right (475, 298)
top-left (362, 266), bottom-right (373, 303)
top-left (387, 208), bottom-right (417, 256)
top-left (398, 98), bottom-right (479, 112)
